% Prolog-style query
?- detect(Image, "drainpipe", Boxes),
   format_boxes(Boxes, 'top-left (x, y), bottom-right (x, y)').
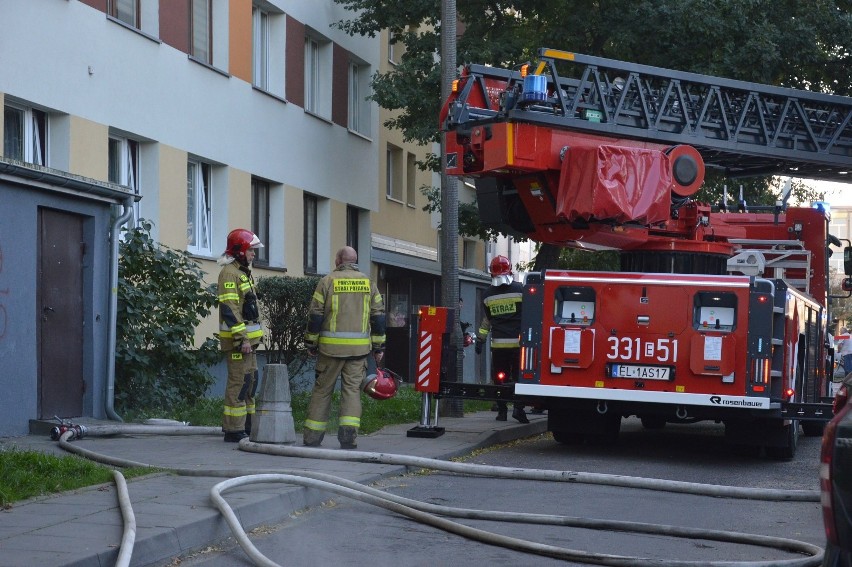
top-left (105, 198), bottom-right (134, 422)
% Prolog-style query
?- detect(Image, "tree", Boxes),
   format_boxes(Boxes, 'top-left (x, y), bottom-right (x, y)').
top-left (333, 0), bottom-right (850, 250)
top-left (115, 221), bottom-right (220, 412)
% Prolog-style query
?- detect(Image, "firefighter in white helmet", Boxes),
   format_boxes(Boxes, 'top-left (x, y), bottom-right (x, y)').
top-left (303, 246), bottom-right (386, 449)
top-left (475, 255), bottom-right (528, 423)
top-left (217, 229), bottom-right (264, 442)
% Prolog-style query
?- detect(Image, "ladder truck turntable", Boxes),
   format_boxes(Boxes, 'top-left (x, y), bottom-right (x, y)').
top-left (439, 48), bottom-right (852, 458)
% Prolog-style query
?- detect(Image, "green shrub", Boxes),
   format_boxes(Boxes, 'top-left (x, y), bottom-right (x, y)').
top-left (256, 275), bottom-right (320, 379)
top-left (115, 221), bottom-right (220, 413)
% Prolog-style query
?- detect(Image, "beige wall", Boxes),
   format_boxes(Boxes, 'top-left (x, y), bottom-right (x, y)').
top-left (227, 168), bottom-right (251, 228)
top-left (157, 145), bottom-right (189, 249)
top-left (68, 117), bottom-right (107, 180)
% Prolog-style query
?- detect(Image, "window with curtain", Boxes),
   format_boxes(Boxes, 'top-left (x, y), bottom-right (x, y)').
top-left (191, 0), bottom-right (211, 64)
top-left (386, 145), bottom-right (403, 201)
top-left (187, 160), bottom-right (212, 255)
top-left (108, 0), bottom-right (138, 27)
top-left (305, 38), bottom-right (320, 114)
top-left (304, 194), bottom-right (318, 273)
top-left (252, 5), bottom-right (269, 90)
top-left (348, 62), bottom-right (371, 135)
top-left (3, 104), bottom-right (47, 166)
top-left (252, 178), bottom-right (270, 264)
top-left (109, 136), bottom-right (141, 226)
top-left (406, 152), bottom-right (417, 206)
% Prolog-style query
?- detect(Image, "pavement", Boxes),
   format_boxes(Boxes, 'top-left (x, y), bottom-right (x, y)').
top-left (0, 411), bottom-right (546, 567)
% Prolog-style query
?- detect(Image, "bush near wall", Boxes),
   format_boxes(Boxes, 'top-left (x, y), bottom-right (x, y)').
top-left (256, 275), bottom-right (320, 385)
top-left (115, 221), bottom-right (220, 412)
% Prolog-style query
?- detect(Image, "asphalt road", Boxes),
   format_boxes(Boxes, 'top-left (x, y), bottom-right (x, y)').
top-left (163, 417), bottom-right (825, 567)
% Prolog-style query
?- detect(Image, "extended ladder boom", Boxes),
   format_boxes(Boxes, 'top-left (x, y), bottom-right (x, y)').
top-left (444, 48), bottom-right (852, 182)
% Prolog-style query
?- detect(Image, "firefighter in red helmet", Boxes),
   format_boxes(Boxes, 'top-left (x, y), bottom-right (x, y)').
top-left (475, 255), bottom-right (528, 423)
top-left (218, 229), bottom-right (264, 442)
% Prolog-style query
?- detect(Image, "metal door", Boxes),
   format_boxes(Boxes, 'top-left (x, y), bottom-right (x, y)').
top-left (38, 208), bottom-right (84, 418)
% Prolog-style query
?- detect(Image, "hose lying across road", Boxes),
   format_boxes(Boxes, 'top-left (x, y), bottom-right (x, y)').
top-left (55, 424), bottom-right (825, 567)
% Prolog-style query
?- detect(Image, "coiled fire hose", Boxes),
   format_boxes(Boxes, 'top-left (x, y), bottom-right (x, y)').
top-left (54, 424), bottom-right (824, 567)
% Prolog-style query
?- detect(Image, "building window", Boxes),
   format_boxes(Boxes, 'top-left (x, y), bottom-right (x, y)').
top-left (108, 136), bottom-right (140, 224)
top-left (348, 62), bottom-right (370, 136)
top-left (346, 205), bottom-right (360, 252)
top-left (252, 178), bottom-right (270, 264)
top-left (108, 0), bottom-right (138, 27)
top-left (386, 145), bottom-right (403, 201)
top-left (305, 37), bottom-right (320, 114)
top-left (3, 104), bottom-right (47, 166)
top-left (304, 194), bottom-right (318, 273)
top-left (463, 240), bottom-right (478, 269)
top-left (187, 160), bottom-right (212, 255)
top-left (387, 38), bottom-right (396, 64)
top-left (304, 34), bottom-right (331, 117)
top-left (406, 152), bottom-right (417, 206)
top-left (191, 0), bottom-right (212, 64)
top-left (252, 5), bottom-right (269, 90)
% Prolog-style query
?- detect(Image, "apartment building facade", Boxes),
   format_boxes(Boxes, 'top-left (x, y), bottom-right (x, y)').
top-left (0, 0), bottom-right (385, 435)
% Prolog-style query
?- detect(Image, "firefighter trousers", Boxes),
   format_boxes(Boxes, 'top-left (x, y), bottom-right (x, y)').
top-left (303, 354), bottom-right (366, 445)
top-left (222, 350), bottom-right (258, 433)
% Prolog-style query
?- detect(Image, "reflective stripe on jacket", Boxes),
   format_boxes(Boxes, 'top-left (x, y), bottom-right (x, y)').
top-left (305, 263), bottom-right (386, 358)
top-left (476, 281), bottom-right (524, 348)
top-left (217, 261), bottom-right (263, 351)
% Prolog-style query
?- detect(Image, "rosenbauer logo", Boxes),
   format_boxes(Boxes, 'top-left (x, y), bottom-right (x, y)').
top-left (709, 395), bottom-right (764, 408)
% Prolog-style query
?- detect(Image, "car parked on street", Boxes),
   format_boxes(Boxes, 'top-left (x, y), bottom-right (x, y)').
top-left (821, 373), bottom-right (852, 566)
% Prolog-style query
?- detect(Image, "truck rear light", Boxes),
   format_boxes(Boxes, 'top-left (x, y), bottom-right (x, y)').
top-left (752, 358), bottom-right (769, 383)
top-left (821, 418), bottom-right (839, 545)
top-left (783, 388), bottom-right (795, 400)
top-left (495, 371), bottom-right (506, 384)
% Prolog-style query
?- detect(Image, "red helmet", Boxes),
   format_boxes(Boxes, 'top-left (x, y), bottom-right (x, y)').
top-left (489, 255), bottom-right (512, 277)
top-left (362, 368), bottom-right (399, 400)
top-left (226, 229), bottom-right (263, 257)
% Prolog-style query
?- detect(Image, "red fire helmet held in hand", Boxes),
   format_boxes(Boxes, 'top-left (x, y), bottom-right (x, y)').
top-left (362, 368), bottom-right (399, 400)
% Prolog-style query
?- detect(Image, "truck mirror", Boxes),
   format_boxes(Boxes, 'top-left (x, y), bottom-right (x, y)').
top-left (845, 247), bottom-right (852, 276)
top-left (843, 278), bottom-right (852, 292)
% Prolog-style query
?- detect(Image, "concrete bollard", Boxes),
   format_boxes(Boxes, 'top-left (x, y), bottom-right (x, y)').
top-left (251, 363), bottom-right (297, 444)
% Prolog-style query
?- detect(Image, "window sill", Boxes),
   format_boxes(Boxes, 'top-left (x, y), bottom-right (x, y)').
top-left (385, 195), bottom-right (405, 205)
top-left (188, 56), bottom-right (231, 78)
top-left (252, 86), bottom-right (287, 104)
top-left (304, 110), bottom-right (333, 125)
top-left (106, 15), bottom-right (162, 44)
top-left (347, 128), bottom-right (372, 142)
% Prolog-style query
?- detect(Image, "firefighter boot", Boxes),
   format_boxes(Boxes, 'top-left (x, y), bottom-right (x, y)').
top-left (244, 414), bottom-right (252, 436)
top-left (338, 426), bottom-right (358, 450)
top-left (223, 430), bottom-right (248, 443)
top-left (496, 402), bottom-right (508, 421)
top-left (512, 405), bottom-right (530, 424)
top-left (303, 429), bottom-right (324, 447)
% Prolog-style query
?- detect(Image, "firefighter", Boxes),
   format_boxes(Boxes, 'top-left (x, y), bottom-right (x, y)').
top-left (475, 255), bottom-right (528, 423)
top-left (217, 229), bottom-right (264, 442)
top-left (303, 246), bottom-right (386, 449)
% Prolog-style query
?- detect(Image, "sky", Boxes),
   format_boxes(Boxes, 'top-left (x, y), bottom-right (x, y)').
top-left (808, 179), bottom-right (852, 207)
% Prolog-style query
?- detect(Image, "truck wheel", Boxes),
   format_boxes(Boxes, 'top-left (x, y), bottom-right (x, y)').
top-left (765, 422), bottom-right (798, 460)
top-left (801, 421), bottom-right (825, 437)
top-left (640, 416), bottom-right (666, 430)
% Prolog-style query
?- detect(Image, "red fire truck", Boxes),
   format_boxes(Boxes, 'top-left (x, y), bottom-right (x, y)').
top-left (440, 49), bottom-right (852, 458)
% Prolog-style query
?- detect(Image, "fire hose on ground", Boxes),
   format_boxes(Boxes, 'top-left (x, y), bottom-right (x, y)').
top-left (53, 423), bottom-right (825, 567)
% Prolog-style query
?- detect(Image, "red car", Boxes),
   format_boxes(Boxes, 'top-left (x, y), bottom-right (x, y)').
top-left (822, 373), bottom-right (852, 566)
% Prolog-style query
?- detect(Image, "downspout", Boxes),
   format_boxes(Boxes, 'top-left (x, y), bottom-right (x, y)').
top-left (105, 198), bottom-right (134, 422)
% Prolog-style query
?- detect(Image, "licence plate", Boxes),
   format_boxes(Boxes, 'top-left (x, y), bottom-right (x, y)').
top-left (610, 364), bottom-right (671, 380)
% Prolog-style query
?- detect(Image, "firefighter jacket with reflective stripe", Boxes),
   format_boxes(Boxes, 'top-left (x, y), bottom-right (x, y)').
top-left (217, 261), bottom-right (263, 351)
top-left (476, 281), bottom-right (524, 348)
top-left (305, 263), bottom-right (386, 358)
